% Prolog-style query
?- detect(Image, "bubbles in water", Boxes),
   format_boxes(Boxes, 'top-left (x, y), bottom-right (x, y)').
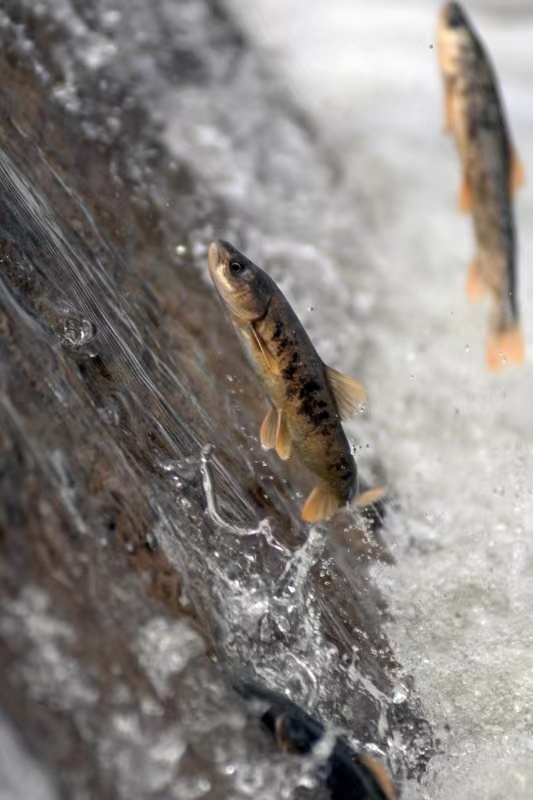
top-left (60, 315), bottom-right (97, 352)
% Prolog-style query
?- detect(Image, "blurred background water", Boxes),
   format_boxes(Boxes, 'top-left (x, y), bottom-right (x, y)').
top-left (224, 1), bottom-right (533, 797)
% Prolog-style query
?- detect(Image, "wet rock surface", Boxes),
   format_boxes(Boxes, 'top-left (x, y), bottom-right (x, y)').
top-left (0, 1), bottom-right (432, 797)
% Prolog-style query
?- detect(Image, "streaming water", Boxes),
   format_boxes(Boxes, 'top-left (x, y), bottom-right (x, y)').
top-left (1, 0), bottom-right (532, 798)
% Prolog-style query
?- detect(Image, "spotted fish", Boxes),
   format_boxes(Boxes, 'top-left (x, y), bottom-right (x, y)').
top-left (208, 240), bottom-right (382, 522)
top-left (437, 1), bottom-right (525, 370)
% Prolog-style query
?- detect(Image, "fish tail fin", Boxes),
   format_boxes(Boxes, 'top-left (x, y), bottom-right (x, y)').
top-left (355, 486), bottom-right (387, 507)
top-left (301, 487), bottom-right (341, 523)
top-left (466, 259), bottom-right (487, 302)
top-left (486, 325), bottom-right (525, 372)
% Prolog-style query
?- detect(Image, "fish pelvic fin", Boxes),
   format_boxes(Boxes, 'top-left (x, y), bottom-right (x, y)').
top-left (260, 407), bottom-right (278, 451)
top-left (510, 149), bottom-right (526, 195)
top-left (487, 326), bottom-right (525, 372)
top-left (442, 79), bottom-right (453, 134)
top-left (466, 259), bottom-right (487, 302)
top-left (358, 755), bottom-right (395, 800)
top-left (325, 366), bottom-right (367, 420)
top-left (459, 175), bottom-right (472, 213)
top-left (275, 411), bottom-right (292, 461)
top-left (355, 486), bottom-right (386, 507)
top-left (301, 487), bottom-right (342, 523)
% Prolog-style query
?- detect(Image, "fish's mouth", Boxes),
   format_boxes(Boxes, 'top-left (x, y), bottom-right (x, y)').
top-left (208, 240), bottom-right (223, 280)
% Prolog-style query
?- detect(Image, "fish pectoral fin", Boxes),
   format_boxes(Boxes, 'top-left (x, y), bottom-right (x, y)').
top-left (443, 80), bottom-right (453, 134)
top-left (510, 149), bottom-right (525, 195)
top-left (260, 407), bottom-right (278, 451)
top-left (355, 486), bottom-right (386, 507)
top-left (250, 324), bottom-right (280, 374)
top-left (325, 366), bottom-right (367, 421)
top-left (486, 326), bottom-right (525, 372)
top-left (301, 487), bottom-right (341, 522)
top-left (275, 411), bottom-right (292, 461)
top-left (466, 259), bottom-right (487, 302)
top-left (459, 175), bottom-right (472, 213)
top-left (357, 755), bottom-right (395, 800)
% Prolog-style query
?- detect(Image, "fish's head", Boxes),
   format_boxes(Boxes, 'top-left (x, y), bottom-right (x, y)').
top-left (440, 2), bottom-right (468, 31)
top-left (438, 2), bottom-right (472, 74)
top-left (208, 240), bottom-right (273, 323)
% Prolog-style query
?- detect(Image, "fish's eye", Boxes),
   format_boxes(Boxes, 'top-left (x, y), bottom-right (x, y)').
top-left (229, 261), bottom-right (246, 276)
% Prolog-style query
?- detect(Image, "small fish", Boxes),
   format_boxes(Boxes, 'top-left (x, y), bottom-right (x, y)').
top-left (208, 239), bottom-right (382, 522)
top-left (437, 2), bottom-right (525, 370)
top-left (237, 680), bottom-right (394, 800)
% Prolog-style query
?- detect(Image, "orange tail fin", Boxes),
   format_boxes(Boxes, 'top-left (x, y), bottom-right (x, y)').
top-left (486, 326), bottom-right (525, 372)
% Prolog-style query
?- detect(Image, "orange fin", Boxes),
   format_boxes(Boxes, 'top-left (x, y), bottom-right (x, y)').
top-left (358, 755), bottom-right (394, 800)
top-left (510, 149), bottom-right (525, 195)
top-left (325, 366), bottom-right (367, 421)
top-left (355, 486), bottom-right (386, 507)
top-left (459, 175), bottom-right (472, 213)
top-left (466, 259), bottom-right (486, 302)
top-left (275, 411), bottom-right (292, 461)
top-left (301, 487), bottom-right (341, 523)
top-left (260, 407), bottom-right (278, 450)
top-left (443, 80), bottom-right (453, 134)
top-left (486, 326), bottom-right (525, 372)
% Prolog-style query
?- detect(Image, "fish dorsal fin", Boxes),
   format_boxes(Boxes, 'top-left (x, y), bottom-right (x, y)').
top-left (325, 366), bottom-right (367, 421)
top-left (355, 486), bottom-right (386, 507)
top-left (275, 411), bottom-right (292, 461)
top-left (301, 486), bottom-right (341, 522)
top-left (510, 149), bottom-right (525, 195)
top-left (260, 407), bottom-right (278, 451)
top-left (250, 324), bottom-right (280, 374)
top-left (358, 754), bottom-right (394, 800)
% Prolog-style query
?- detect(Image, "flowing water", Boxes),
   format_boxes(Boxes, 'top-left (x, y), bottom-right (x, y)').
top-left (225, 0), bottom-right (533, 797)
top-left (1, 0), bottom-right (532, 797)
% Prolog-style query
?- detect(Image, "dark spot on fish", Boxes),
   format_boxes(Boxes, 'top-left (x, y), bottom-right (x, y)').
top-left (272, 320), bottom-right (283, 341)
top-left (296, 378), bottom-right (335, 424)
top-left (298, 379), bottom-right (321, 400)
top-left (282, 352), bottom-right (300, 381)
top-left (335, 456), bottom-right (355, 484)
top-left (277, 336), bottom-right (291, 354)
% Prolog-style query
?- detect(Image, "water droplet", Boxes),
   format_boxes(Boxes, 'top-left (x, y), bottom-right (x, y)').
top-left (176, 244), bottom-right (188, 256)
top-left (393, 684), bottom-right (408, 704)
top-left (60, 316), bottom-right (96, 351)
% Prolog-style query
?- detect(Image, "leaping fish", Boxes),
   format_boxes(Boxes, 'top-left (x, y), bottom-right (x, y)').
top-left (208, 240), bottom-right (382, 522)
top-left (437, 1), bottom-right (526, 370)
